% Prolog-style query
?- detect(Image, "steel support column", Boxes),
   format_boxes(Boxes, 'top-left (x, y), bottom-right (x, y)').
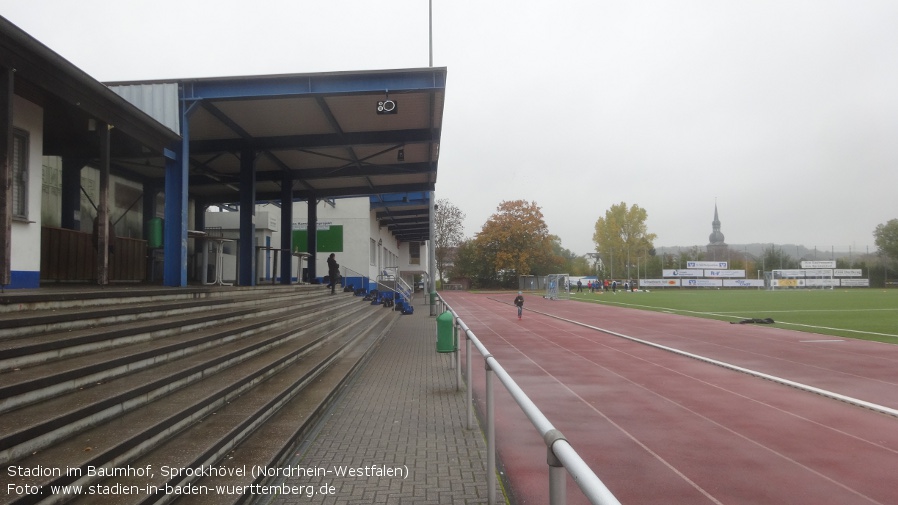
top-left (95, 122), bottom-right (111, 285)
top-left (306, 199), bottom-right (318, 281)
top-left (163, 145), bottom-right (188, 286)
top-left (429, 191), bottom-right (437, 315)
top-left (238, 147), bottom-right (256, 286)
top-left (280, 171), bottom-right (293, 284)
top-left (164, 99), bottom-right (195, 287)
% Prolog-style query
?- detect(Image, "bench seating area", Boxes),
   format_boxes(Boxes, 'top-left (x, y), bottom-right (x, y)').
top-left (0, 285), bottom-right (398, 504)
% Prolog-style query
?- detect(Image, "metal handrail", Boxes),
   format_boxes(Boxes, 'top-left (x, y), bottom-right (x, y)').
top-left (374, 268), bottom-right (413, 309)
top-left (340, 266), bottom-right (366, 291)
top-left (438, 294), bottom-right (621, 505)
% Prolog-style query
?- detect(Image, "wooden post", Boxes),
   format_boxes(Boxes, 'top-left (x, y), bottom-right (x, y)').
top-left (0, 67), bottom-right (14, 287)
top-left (96, 121), bottom-right (110, 285)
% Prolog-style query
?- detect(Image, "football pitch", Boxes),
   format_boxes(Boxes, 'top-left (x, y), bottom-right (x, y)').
top-left (569, 288), bottom-right (898, 343)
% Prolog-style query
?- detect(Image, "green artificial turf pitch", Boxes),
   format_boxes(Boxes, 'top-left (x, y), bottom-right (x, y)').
top-left (571, 289), bottom-right (898, 343)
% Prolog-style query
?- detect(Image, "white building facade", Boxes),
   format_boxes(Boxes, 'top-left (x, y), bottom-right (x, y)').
top-left (204, 197), bottom-right (429, 291)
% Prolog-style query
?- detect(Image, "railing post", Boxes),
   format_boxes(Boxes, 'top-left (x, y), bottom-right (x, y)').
top-left (485, 355), bottom-right (496, 505)
top-left (455, 320), bottom-right (462, 391)
top-left (544, 429), bottom-right (567, 505)
top-left (466, 332), bottom-right (473, 429)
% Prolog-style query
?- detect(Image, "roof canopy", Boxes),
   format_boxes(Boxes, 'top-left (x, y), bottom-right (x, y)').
top-left (108, 68), bottom-right (447, 242)
top-left (0, 16), bottom-right (179, 160)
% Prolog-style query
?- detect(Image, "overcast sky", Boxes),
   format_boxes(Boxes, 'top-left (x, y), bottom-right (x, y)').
top-left (2, 0), bottom-right (896, 255)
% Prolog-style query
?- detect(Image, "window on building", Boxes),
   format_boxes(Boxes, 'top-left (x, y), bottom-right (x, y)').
top-left (12, 129), bottom-right (28, 219)
top-left (370, 238), bottom-right (376, 265)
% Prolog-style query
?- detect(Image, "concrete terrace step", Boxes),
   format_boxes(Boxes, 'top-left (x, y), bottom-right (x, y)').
top-left (0, 298), bottom-right (370, 463)
top-left (0, 285), bottom-right (302, 315)
top-left (177, 310), bottom-right (398, 505)
top-left (0, 293), bottom-right (389, 505)
top-left (0, 288), bottom-right (336, 373)
top-left (104, 309), bottom-right (399, 505)
top-left (0, 286), bottom-right (324, 340)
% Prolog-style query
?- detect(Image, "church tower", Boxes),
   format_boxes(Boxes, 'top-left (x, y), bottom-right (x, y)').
top-left (706, 203), bottom-right (729, 261)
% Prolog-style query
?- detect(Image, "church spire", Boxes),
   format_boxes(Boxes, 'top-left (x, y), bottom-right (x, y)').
top-left (708, 202), bottom-right (725, 245)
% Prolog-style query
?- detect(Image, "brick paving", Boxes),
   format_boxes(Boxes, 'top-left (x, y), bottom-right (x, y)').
top-left (269, 308), bottom-right (495, 505)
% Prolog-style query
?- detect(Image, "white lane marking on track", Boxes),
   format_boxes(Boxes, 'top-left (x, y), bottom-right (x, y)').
top-left (489, 322), bottom-right (726, 505)
top-left (490, 298), bottom-right (895, 504)
top-left (451, 295), bottom-right (896, 504)
top-left (552, 333), bottom-right (894, 505)
top-left (593, 299), bottom-right (898, 339)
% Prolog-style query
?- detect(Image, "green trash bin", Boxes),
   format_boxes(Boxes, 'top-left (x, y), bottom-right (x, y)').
top-left (436, 310), bottom-right (456, 353)
top-left (147, 217), bottom-right (164, 249)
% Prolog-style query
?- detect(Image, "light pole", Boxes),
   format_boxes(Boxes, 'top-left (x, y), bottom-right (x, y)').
top-left (586, 252), bottom-right (601, 279)
top-left (626, 246), bottom-right (630, 282)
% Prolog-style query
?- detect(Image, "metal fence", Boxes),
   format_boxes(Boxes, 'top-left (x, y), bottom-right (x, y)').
top-left (434, 295), bottom-right (622, 505)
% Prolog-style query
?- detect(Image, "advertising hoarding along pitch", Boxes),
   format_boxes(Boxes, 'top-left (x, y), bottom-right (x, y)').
top-left (641, 278), bottom-right (765, 287)
top-left (641, 279), bottom-right (681, 287)
top-left (723, 279), bottom-right (765, 287)
top-left (801, 260), bottom-right (836, 269)
top-left (663, 269), bottom-right (703, 277)
top-left (683, 278), bottom-right (723, 287)
top-left (704, 270), bottom-right (746, 278)
top-left (686, 261), bottom-right (728, 269)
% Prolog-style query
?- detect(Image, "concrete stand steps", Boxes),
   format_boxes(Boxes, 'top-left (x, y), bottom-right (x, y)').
top-left (0, 285), bottom-right (398, 505)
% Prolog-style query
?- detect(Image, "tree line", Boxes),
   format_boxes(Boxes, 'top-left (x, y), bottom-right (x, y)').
top-left (434, 199), bottom-right (898, 289)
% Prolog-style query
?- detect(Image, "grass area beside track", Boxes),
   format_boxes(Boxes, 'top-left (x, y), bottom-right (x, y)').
top-left (568, 288), bottom-right (898, 343)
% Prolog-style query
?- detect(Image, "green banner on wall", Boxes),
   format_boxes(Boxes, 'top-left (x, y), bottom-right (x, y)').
top-left (292, 225), bottom-right (344, 253)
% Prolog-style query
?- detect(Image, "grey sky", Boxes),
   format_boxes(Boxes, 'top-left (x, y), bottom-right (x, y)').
top-left (3, 0), bottom-right (896, 255)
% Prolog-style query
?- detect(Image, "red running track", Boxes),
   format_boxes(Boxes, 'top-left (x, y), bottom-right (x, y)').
top-left (441, 292), bottom-right (898, 505)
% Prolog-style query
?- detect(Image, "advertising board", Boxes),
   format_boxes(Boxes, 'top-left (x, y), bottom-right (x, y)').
top-left (723, 279), bottom-right (765, 287)
top-left (686, 261), bottom-right (728, 269)
top-left (640, 279), bottom-right (681, 287)
top-left (682, 278), bottom-right (723, 287)
top-left (704, 270), bottom-right (746, 277)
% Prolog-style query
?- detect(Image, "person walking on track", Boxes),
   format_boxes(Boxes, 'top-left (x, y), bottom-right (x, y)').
top-left (514, 291), bottom-right (525, 320)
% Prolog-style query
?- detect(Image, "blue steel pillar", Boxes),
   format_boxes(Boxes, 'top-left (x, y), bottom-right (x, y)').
top-left (163, 142), bottom-right (187, 287)
top-left (238, 147), bottom-right (256, 286)
top-left (306, 199), bottom-right (317, 282)
top-left (164, 98), bottom-right (199, 287)
top-left (280, 171), bottom-right (293, 284)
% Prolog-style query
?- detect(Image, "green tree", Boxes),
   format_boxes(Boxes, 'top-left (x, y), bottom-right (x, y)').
top-left (874, 219), bottom-right (898, 263)
top-left (475, 200), bottom-right (554, 288)
top-left (434, 198), bottom-right (465, 284)
top-left (448, 239), bottom-right (496, 288)
top-left (570, 256), bottom-right (592, 276)
top-left (592, 202), bottom-right (657, 280)
top-left (542, 235), bottom-right (581, 275)
top-left (760, 245), bottom-right (798, 271)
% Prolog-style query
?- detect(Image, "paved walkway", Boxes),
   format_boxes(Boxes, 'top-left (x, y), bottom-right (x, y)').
top-left (268, 307), bottom-right (496, 505)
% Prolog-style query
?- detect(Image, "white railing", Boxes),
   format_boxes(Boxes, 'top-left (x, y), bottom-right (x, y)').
top-left (436, 295), bottom-right (622, 505)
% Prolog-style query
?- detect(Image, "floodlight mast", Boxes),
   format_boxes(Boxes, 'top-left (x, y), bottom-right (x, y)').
top-left (429, 0), bottom-right (433, 67)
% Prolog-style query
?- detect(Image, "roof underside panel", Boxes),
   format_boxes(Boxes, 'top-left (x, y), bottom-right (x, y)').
top-left (107, 67), bottom-right (446, 241)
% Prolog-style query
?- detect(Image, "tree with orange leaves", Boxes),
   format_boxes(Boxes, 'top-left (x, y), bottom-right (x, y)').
top-left (475, 200), bottom-right (555, 287)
